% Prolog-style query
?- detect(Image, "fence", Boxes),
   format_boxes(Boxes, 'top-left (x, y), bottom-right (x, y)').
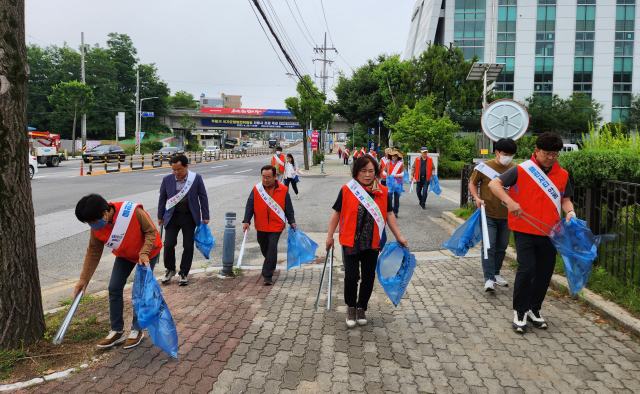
top-left (459, 166), bottom-right (640, 285)
top-left (86, 146), bottom-right (275, 175)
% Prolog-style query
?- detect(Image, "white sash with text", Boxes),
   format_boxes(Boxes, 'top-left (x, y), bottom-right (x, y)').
top-left (255, 182), bottom-right (286, 224)
top-left (106, 201), bottom-right (139, 250)
top-left (165, 171), bottom-right (196, 211)
top-left (520, 160), bottom-right (562, 216)
top-left (346, 180), bottom-right (385, 241)
top-left (273, 154), bottom-right (285, 168)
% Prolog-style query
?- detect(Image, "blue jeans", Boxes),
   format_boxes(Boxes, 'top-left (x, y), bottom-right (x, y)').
top-left (392, 192), bottom-right (400, 216)
top-left (416, 179), bottom-right (430, 207)
top-left (481, 217), bottom-right (510, 282)
top-left (108, 254), bottom-right (159, 332)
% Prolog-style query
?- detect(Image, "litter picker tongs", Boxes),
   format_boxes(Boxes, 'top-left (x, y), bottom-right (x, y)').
top-left (314, 247), bottom-right (334, 312)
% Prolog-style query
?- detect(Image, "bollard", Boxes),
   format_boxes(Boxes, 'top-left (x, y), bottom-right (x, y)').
top-left (220, 212), bottom-right (237, 277)
top-left (80, 160), bottom-right (84, 176)
top-left (130, 153), bottom-right (133, 169)
top-left (321, 160), bottom-right (325, 174)
top-left (117, 155), bottom-right (121, 171)
top-left (104, 155), bottom-right (108, 172)
top-left (89, 156), bottom-right (93, 173)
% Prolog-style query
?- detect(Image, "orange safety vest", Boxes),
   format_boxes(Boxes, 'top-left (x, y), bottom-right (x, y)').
top-left (360, 149), bottom-right (367, 156)
top-left (93, 202), bottom-right (163, 263)
top-left (413, 156), bottom-right (433, 181)
top-left (369, 151), bottom-right (376, 158)
top-left (386, 160), bottom-right (404, 178)
top-left (508, 160), bottom-right (568, 236)
top-left (380, 157), bottom-right (389, 179)
top-left (338, 183), bottom-right (388, 249)
top-left (353, 150), bottom-right (359, 158)
top-left (344, 149), bottom-right (350, 157)
top-left (271, 154), bottom-right (286, 172)
top-left (253, 182), bottom-right (288, 232)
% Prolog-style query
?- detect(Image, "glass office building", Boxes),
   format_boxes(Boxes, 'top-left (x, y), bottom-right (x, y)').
top-left (404, 0), bottom-right (639, 123)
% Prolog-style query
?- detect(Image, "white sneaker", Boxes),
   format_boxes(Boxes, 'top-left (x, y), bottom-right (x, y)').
top-left (295, 195), bottom-right (299, 200)
top-left (346, 307), bottom-right (356, 328)
top-left (513, 311), bottom-right (526, 333)
top-left (494, 275), bottom-right (508, 287)
top-left (526, 309), bottom-right (548, 329)
top-left (484, 279), bottom-right (495, 292)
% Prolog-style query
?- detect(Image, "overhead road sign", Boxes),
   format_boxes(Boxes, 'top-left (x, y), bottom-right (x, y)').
top-left (201, 118), bottom-right (302, 130)
top-left (141, 112), bottom-right (154, 117)
top-left (200, 108), bottom-right (294, 116)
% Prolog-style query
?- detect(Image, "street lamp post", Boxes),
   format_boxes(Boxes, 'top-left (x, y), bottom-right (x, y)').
top-left (378, 114), bottom-right (383, 152)
top-left (138, 97), bottom-right (159, 153)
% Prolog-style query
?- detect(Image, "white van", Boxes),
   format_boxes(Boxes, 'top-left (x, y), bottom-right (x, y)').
top-left (561, 144), bottom-right (579, 154)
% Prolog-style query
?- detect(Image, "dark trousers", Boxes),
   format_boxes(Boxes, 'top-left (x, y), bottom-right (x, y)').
top-left (109, 254), bottom-right (159, 332)
top-left (343, 156), bottom-right (349, 165)
top-left (481, 217), bottom-right (511, 281)
top-left (284, 178), bottom-right (299, 195)
top-left (416, 179), bottom-right (430, 207)
top-left (512, 231), bottom-right (557, 312)
top-left (163, 211), bottom-right (197, 275)
top-left (392, 192), bottom-right (400, 216)
top-left (343, 248), bottom-right (380, 310)
top-left (257, 230), bottom-right (282, 279)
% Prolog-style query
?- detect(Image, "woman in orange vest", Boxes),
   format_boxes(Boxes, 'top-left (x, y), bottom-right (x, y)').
top-left (343, 147), bottom-right (350, 166)
top-left (489, 132), bottom-right (576, 333)
top-left (242, 165), bottom-right (297, 285)
top-left (385, 149), bottom-right (405, 217)
top-left (379, 148), bottom-right (391, 186)
top-left (74, 194), bottom-right (163, 349)
top-left (326, 155), bottom-right (408, 328)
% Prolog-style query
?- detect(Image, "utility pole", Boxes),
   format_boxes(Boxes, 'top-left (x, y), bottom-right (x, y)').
top-left (81, 32), bottom-right (86, 155)
top-left (313, 33), bottom-right (336, 154)
top-left (135, 69), bottom-right (140, 154)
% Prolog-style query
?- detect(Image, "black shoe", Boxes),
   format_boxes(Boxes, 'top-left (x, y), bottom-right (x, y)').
top-left (264, 277), bottom-right (273, 286)
top-left (420, 206), bottom-right (426, 210)
top-left (179, 273), bottom-right (188, 286)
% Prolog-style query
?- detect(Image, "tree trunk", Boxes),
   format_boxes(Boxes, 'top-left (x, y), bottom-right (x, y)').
top-left (71, 109), bottom-right (77, 157)
top-left (0, 0), bottom-right (47, 349)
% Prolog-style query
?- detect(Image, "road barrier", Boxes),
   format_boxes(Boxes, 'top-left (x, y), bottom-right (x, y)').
top-left (84, 142), bottom-right (301, 176)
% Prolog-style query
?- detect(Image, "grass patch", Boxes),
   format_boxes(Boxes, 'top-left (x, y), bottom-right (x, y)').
top-left (0, 342), bottom-right (26, 380)
top-left (58, 294), bottom-right (95, 307)
top-left (452, 203), bottom-right (477, 220)
top-left (234, 267), bottom-right (244, 276)
top-left (587, 266), bottom-right (640, 318)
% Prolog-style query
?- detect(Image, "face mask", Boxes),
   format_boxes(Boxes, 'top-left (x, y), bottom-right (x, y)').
top-left (276, 151), bottom-right (282, 154)
top-left (498, 154), bottom-right (513, 166)
top-left (89, 219), bottom-right (107, 231)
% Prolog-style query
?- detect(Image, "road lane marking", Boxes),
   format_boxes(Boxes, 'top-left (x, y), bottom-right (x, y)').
top-left (154, 174), bottom-right (165, 176)
top-left (235, 169), bottom-right (252, 173)
top-left (211, 165), bottom-right (229, 168)
top-left (41, 282), bottom-right (77, 297)
top-left (33, 176), bottom-right (49, 179)
top-left (41, 278), bottom-right (77, 290)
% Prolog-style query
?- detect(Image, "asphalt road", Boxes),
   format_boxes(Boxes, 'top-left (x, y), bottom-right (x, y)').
top-left (33, 144), bottom-right (461, 310)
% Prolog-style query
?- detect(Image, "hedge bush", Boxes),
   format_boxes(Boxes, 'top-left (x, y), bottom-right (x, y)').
top-left (515, 136), bottom-right (537, 160)
top-left (438, 160), bottom-right (466, 178)
top-left (558, 148), bottom-right (640, 188)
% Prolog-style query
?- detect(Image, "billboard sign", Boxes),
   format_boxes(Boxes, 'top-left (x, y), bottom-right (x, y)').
top-left (311, 131), bottom-right (318, 150)
top-left (201, 118), bottom-right (302, 129)
top-left (200, 108), bottom-right (294, 116)
top-left (117, 112), bottom-right (125, 138)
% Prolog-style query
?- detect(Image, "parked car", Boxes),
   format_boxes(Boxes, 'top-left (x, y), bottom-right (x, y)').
top-left (204, 146), bottom-right (220, 153)
top-left (29, 154), bottom-right (38, 179)
top-left (82, 145), bottom-right (126, 163)
top-left (243, 142), bottom-right (253, 147)
top-left (153, 146), bottom-right (184, 161)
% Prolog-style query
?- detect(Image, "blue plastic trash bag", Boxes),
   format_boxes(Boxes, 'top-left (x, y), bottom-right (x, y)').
top-left (386, 175), bottom-right (405, 195)
top-left (403, 170), bottom-right (410, 184)
top-left (550, 217), bottom-right (615, 296)
top-left (294, 174), bottom-right (300, 183)
top-left (429, 174), bottom-right (442, 195)
top-left (132, 266), bottom-right (179, 358)
top-left (287, 226), bottom-right (319, 269)
top-left (376, 242), bottom-right (417, 307)
top-left (194, 222), bottom-right (216, 260)
top-left (442, 209), bottom-right (482, 256)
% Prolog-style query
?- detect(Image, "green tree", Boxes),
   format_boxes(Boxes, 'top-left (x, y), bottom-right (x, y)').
top-left (524, 93), bottom-right (562, 134)
top-left (285, 75), bottom-right (333, 169)
top-left (626, 93), bottom-right (640, 130)
top-left (1, 0), bottom-right (47, 349)
top-left (557, 93), bottom-right (603, 140)
top-left (169, 90), bottom-right (199, 109)
top-left (179, 113), bottom-right (196, 150)
top-left (48, 80), bottom-right (95, 157)
top-left (392, 95), bottom-right (461, 153)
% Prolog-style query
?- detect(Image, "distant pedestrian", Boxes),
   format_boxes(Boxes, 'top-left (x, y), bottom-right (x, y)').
top-left (73, 194), bottom-right (163, 349)
top-left (338, 147), bottom-right (343, 159)
top-left (284, 153), bottom-right (300, 200)
top-left (360, 147), bottom-right (367, 156)
top-left (325, 155), bottom-right (408, 328)
top-left (158, 155), bottom-right (210, 286)
top-left (380, 148), bottom-right (391, 186)
top-left (343, 148), bottom-right (350, 166)
top-left (352, 148), bottom-right (359, 160)
top-left (271, 146), bottom-right (286, 183)
top-left (368, 148), bottom-right (376, 158)
top-left (243, 165), bottom-right (297, 285)
top-left (410, 147), bottom-right (436, 210)
top-left (489, 132), bottom-right (576, 333)
top-left (385, 149), bottom-right (405, 217)
top-left (469, 138), bottom-right (517, 292)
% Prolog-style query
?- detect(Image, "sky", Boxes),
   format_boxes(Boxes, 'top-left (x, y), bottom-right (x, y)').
top-left (25, 0), bottom-right (416, 109)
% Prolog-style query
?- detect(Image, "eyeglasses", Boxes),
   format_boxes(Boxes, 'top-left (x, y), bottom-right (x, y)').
top-left (541, 153), bottom-right (560, 159)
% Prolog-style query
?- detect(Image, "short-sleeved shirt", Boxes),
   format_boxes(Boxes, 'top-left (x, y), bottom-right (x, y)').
top-left (498, 165), bottom-right (574, 198)
top-left (469, 160), bottom-right (515, 220)
top-left (333, 188), bottom-right (393, 252)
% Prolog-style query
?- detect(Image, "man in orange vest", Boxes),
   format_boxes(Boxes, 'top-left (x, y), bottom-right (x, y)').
top-left (489, 132), bottom-right (576, 333)
top-left (352, 148), bottom-right (359, 160)
top-left (243, 165), bottom-right (297, 285)
top-left (343, 147), bottom-right (350, 166)
top-left (368, 148), bottom-right (376, 158)
top-left (380, 148), bottom-right (391, 186)
top-left (360, 147), bottom-right (367, 156)
top-left (74, 194), bottom-right (163, 349)
top-left (271, 146), bottom-right (286, 183)
top-left (410, 147), bottom-right (436, 210)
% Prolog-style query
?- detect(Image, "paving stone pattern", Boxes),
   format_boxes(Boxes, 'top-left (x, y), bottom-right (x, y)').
top-left (212, 257), bottom-right (640, 394)
top-left (20, 271), bottom-right (277, 394)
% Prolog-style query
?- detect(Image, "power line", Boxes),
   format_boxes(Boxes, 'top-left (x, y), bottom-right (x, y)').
top-left (250, 0), bottom-right (317, 97)
top-left (247, 0), bottom-right (292, 75)
top-left (293, 0), bottom-right (318, 49)
top-left (285, 0), bottom-right (316, 48)
top-left (166, 80), bottom-right (295, 87)
top-left (319, 0), bottom-right (335, 46)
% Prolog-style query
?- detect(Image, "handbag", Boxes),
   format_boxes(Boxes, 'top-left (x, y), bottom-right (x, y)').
top-left (294, 174), bottom-right (300, 183)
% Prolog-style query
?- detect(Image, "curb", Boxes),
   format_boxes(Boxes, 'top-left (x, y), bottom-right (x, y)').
top-left (442, 210), bottom-right (640, 339)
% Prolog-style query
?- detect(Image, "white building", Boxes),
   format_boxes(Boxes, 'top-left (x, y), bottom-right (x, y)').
top-left (404, 0), bottom-right (639, 124)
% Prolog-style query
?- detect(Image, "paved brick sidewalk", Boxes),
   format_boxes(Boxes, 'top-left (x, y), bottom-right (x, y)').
top-left (302, 154), bottom-right (351, 175)
top-left (19, 271), bottom-right (278, 394)
top-left (211, 257), bottom-right (640, 393)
